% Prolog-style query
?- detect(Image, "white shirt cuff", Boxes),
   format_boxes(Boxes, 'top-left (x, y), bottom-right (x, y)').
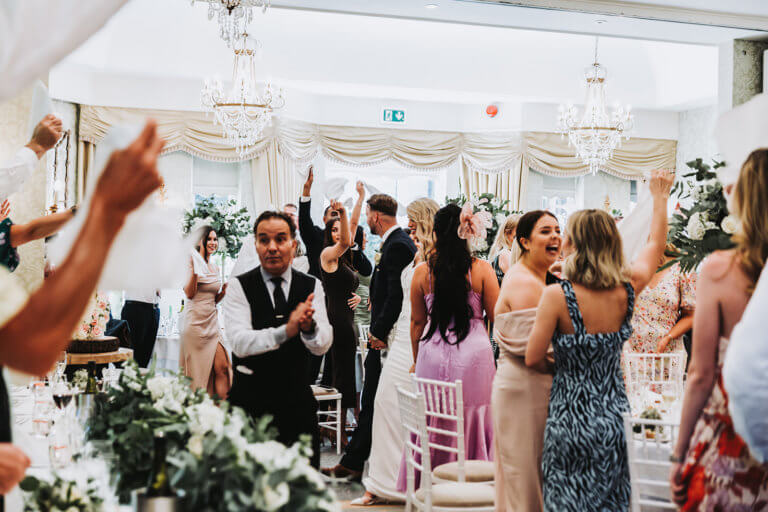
top-left (18, 147), bottom-right (38, 164)
top-left (274, 324), bottom-right (289, 345)
top-left (300, 196), bottom-right (310, 203)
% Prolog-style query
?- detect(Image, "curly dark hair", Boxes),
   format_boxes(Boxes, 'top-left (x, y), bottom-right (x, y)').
top-left (424, 204), bottom-right (473, 344)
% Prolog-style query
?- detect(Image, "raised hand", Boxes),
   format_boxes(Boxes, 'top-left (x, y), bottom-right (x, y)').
top-left (92, 120), bottom-right (165, 221)
top-left (302, 166), bottom-right (314, 196)
top-left (356, 180), bottom-right (365, 199)
top-left (330, 199), bottom-right (345, 216)
top-left (27, 114), bottom-right (63, 156)
top-left (649, 169), bottom-right (674, 198)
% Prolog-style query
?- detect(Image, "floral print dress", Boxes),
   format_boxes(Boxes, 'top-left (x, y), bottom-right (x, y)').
top-left (680, 336), bottom-right (768, 510)
top-left (626, 263), bottom-right (696, 357)
top-left (0, 219), bottom-right (19, 272)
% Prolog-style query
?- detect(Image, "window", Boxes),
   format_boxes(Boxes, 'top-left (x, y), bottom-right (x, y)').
top-left (528, 170), bottom-right (581, 228)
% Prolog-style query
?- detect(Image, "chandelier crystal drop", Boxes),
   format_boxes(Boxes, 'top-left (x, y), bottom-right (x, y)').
top-left (191, 0), bottom-right (269, 47)
top-left (201, 34), bottom-right (285, 156)
top-left (557, 38), bottom-right (633, 175)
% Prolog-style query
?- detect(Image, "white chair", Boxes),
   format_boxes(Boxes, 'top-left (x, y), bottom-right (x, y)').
top-left (396, 385), bottom-right (495, 512)
top-left (357, 324), bottom-right (370, 383)
top-left (624, 352), bottom-right (685, 414)
top-left (623, 413), bottom-right (680, 511)
top-left (312, 385), bottom-right (342, 454)
top-left (411, 376), bottom-right (494, 485)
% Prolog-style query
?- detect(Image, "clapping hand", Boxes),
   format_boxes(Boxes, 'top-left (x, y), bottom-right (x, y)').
top-left (348, 293), bottom-right (361, 310)
top-left (287, 294), bottom-right (316, 337)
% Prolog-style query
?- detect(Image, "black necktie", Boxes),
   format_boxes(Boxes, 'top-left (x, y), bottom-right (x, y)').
top-left (271, 277), bottom-right (289, 319)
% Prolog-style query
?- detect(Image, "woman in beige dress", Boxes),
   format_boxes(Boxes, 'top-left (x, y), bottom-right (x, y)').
top-left (491, 210), bottom-right (561, 512)
top-left (181, 226), bottom-right (231, 398)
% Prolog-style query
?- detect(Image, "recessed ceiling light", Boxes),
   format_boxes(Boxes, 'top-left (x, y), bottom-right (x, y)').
top-left (425, 3), bottom-right (439, 9)
top-left (595, 18), bottom-right (607, 25)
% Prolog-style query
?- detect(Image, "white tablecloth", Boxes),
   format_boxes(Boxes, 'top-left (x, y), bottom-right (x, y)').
top-left (152, 335), bottom-right (181, 372)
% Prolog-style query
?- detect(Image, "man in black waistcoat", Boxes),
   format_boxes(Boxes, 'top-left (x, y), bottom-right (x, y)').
top-left (224, 210), bottom-right (332, 468)
top-left (323, 193), bottom-right (416, 481)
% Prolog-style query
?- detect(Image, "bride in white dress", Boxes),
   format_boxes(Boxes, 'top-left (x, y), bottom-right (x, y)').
top-left (355, 198), bottom-right (439, 505)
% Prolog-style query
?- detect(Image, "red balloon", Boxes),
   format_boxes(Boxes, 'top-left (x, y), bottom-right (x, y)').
top-left (486, 105), bottom-right (498, 117)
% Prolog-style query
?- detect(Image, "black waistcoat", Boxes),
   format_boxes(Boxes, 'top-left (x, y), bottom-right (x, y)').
top-left (229, 267), bottom-right (317, 416)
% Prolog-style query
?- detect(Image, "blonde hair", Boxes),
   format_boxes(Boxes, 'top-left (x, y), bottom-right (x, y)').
top-left (564, 209), bottom-right (629, 289)
top-left (488, 213), bottom-right (522, 262)
top-left (406, 198), bottom-right (440, 262)
top-left (733, 149), bottom-right (768, 293)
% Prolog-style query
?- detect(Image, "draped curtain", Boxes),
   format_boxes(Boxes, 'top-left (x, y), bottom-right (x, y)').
top-left (76, 140), bottom-right (95, 203)
top-left (78, 105), bottom-right (677, 209)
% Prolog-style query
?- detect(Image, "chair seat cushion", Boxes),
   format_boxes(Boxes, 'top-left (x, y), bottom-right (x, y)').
top-left (311, 385), bottom-right (338, 396)
top-left (433, 460), bottom-right (495, 482)
top-left (415, 482), bottom-right (495, 507)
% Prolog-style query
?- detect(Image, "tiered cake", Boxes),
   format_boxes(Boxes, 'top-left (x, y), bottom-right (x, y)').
top-left (67, 293), bottom-right (119, 354)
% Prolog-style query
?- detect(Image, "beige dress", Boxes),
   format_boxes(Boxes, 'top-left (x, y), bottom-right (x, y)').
top-left (491, 309), bottom-right (553, 512)
top-left (180, 262), bottom-right (228, 391)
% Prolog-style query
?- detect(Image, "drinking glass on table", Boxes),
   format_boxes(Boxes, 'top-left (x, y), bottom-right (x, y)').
top-left (31, 381), bottom-right (52, 436)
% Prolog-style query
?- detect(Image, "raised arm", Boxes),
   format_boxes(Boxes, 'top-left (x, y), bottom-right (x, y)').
top-left (349, 181), bottom-right (365, 240)
top-left (298, 167), bottom-right (317, 242)
top-left (630, 170), bottom-right (674, 294)
top-left (10, 208), bottom-right (75, 247)
top-left (0, 121), bottom-right (164, 375)
top-left (320, 200), bottom-right (352, 273)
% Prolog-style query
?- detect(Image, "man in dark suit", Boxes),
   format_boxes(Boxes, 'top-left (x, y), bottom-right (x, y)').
top-left (224, 211), bottom-right (332, 468)
top-left (322, 193), bottom-right (416, 481)
top-left (299, 167), bottom-right (373, 383)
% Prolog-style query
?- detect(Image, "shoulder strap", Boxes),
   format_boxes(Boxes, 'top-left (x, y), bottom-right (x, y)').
top-left (559, 280), bottom-right (585, 335)
top-left (621, 282), bottom-right (636, 335)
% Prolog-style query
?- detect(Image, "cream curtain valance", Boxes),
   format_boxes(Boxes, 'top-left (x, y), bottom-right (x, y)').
top-left (79, 105), bottom-right (676, 179)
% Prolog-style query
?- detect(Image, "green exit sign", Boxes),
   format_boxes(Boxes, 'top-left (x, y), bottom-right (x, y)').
top-left (383, 109), bottom-right (406, 123)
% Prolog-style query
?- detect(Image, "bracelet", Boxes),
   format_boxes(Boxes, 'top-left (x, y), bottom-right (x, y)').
top-left (669, 453), bottom-right (685, 463)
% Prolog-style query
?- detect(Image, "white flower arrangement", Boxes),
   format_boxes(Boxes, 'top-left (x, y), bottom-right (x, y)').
top-left (721, 214), bottom-right (740, 235)
top-left (21, 474), bottom-right (104, 512)
top-left (685, 211), bottom-right (707, 241)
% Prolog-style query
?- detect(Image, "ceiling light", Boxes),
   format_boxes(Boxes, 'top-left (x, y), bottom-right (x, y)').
top-left (595, 18), bottom-right (608, 25)
top-left (425, 4), bottom-right (439, 9)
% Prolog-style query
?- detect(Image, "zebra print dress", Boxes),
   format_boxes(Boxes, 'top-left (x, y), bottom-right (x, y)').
top-left (542, 280), bottom-right (634, 511)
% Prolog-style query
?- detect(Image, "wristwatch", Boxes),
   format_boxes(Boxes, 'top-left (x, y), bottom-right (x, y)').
top-left (669, 453), bottom-right (685, 463)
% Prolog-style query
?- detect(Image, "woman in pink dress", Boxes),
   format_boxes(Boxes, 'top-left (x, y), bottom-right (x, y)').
top-left (398, 203), bottom-right (499, 490)
top-left (181, 226), bottom-right (231, 398)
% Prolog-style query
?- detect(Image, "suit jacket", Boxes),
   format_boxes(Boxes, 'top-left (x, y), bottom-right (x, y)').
top-left (369, 227), bottom-right (416, 342)
top-left (298, 198), bottom-right (372, 278)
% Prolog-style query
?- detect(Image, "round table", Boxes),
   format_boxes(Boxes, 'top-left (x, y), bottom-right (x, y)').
top-left (67, 347), bottom-right (133, 365)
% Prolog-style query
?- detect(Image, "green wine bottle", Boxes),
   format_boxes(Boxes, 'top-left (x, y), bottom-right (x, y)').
top-left (84, 361), bottom-right (99, 394)
top-left (146, 431), bottom-right (174, 497)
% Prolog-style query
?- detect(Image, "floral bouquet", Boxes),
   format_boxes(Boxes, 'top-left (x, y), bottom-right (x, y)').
top-left (88, 360), bottom-right (338, 511)
top-left (666, 158), bottom-right (737, 273)
top-left (20, 474), bottom-right (104, 512)
top-left (446, 192), bottom-right (519, 259)
top-left (182, 195), bottom-right (251, 260)
top-left (73, 293), bottom-right (110, 340)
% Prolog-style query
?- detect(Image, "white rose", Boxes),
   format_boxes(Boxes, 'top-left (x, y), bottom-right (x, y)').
top-left (188, 402), bottom-right (225, 436)
top-left (721, 214), bottom-right (739, 235)
top-left (218, 238), bottom-right (227, 252)
top-left (495, 213), bottom-right (506, 227)
top-left (686, 212), bottom-right (706, 241)
top-left (188, 434), bottom-right (204, 458)
top-left (146, 376), bottom-right (173, 401)
top-left (262, 482), bottom-right (290, 511)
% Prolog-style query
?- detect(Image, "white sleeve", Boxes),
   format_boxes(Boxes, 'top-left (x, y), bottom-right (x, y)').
top-left (300, 196), bottom-right (311, 203)
top-left (724, 264), bottom-right (768, 464)
top-left (0, 0), bottom-right (130, 101)
top-left (300, 279), bottom-right (332, 356)
top-left (0, 147), bottom-right (37, 201)
top-left (223, 278), bottom-right (288, 358)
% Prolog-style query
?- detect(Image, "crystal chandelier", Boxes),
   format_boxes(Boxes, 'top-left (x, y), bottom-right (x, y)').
top-left (201, 34), bottom-right (285, 156)
top-left (557, 38), bottom-right (633, 175)
top-left (192, 0), bottom-right (269, 47)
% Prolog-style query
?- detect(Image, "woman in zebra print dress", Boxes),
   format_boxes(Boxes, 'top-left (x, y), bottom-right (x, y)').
top-left (526, 170), bottom-right (673, 511)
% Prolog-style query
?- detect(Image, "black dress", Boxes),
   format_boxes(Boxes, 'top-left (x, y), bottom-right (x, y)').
top-left (322, 260), bottom-right (360, 408)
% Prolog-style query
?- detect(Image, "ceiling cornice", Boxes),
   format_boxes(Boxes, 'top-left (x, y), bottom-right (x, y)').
top-left (470, 0), bottom-right (768, 32)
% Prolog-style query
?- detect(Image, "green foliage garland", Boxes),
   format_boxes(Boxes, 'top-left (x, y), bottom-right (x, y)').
top-left (182, 195), bottom-right (251, 259)
top-left (445, 192), bottom-right (520, 259)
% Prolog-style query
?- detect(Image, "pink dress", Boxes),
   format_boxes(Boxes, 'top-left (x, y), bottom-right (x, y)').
top-left (397, 273), bottom-right (496, 491)
top-left (626, 263), bottom-right (696, 356)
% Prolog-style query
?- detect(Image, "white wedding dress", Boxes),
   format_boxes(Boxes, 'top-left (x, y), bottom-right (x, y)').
top-left (363, 263), bottom-right (415, 501)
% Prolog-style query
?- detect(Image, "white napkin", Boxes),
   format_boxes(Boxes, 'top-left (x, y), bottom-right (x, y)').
top-left (324, 177), bottom-right (347, 200)
top-left (26, 81), bottom-right (56, 139)
top-left (48, 124), bottom-right (190, 290)
top-left (362, 181), bottom-right (406, 216)
top-left (230, 234), bottom-right (259, 278)
top-left (190, 248), bottom-right (215, 277)
top-left (714, 93), bottom-right (768, 186)
top-left (617, 179), bottom-right (654, 264)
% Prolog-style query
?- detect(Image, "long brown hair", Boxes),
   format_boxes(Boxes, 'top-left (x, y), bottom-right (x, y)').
top-left (733, 149), bottom-right (768, 293)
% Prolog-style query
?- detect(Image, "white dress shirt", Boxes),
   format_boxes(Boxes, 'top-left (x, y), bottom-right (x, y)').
top-left (224, 265), bottom-right (332, 358)
top-left (380, 224), bottom-right (399, 244)
top-left (124, 289), bottom-right (160, 305)
top-left (0, 147), bottom-right (37, 201)
top-left (723, 263), bottom-right (768, 463)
